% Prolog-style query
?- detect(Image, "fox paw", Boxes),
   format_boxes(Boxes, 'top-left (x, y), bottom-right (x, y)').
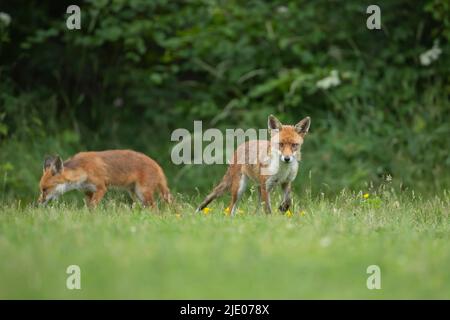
top-left (278, 202), bottom-right (290, 212)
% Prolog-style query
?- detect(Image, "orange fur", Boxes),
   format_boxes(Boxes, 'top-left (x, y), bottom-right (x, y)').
top-left (39, 150), bottom-right (171, 208)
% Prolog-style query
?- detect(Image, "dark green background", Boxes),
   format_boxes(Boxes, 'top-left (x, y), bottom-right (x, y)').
top-left (0, 0), bottom-right (449, 202)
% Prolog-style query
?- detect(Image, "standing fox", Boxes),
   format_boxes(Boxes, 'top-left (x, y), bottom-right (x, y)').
top-left (38, 150), bottom-right (171, 207)
top-left (197, 115), bottom-right (310, 215)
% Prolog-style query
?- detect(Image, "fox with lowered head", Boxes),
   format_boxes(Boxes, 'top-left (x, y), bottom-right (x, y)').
top-left (38, 150), bottom-right (171, 208)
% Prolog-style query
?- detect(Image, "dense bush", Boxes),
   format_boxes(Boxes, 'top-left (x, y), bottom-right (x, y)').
top-left (0, 0), bottom-right (449, 202)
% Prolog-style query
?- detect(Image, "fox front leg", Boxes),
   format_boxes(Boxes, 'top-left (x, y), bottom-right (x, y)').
top-left (278, 182), bottom-right (292, 213)
top-left (259, 185), bottom-right (272, 214)
top-left (254, 186), bottom-right (262, 214)
top-left (87, 185), bottom-right (107, 207)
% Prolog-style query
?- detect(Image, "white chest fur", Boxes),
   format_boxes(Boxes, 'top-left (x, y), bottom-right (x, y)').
top-left (265, 159), bottom-right (298, 191)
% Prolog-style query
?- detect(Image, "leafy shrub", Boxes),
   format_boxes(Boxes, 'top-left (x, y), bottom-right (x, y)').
top-left (0, 0), bottom-right (448, 200)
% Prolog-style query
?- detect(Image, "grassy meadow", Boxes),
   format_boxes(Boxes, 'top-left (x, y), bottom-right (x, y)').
top-left (0, 188), bottom-right (449, 299)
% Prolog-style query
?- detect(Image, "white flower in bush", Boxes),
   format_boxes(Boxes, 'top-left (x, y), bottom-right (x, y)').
top-left (277, 6), bottom-right (289, 14)
top-left (420, 41), bottom-right (442, 66)
top-left (0, 12), bottom-right (11, 26)
top-left (316, 70), bottom-right (340, 90)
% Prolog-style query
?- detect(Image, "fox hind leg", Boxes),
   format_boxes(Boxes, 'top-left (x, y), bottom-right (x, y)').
top-left (134, 183), bottom-right (156, 208)
top-left (254, 186), bottom-right (262, 214)
top-left (228, 174), bottom-right (248, 216)
top-left (142, 191), bottom-right (155, 207)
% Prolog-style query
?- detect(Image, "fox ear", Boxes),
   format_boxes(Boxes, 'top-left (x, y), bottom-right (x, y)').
top-left (43, 155), bottom-right (55, 171)
top-left (43, 155), bottom-right (63, 175)
top-left (268, 115), bottom-right (282, 131)
top-left (53, 155), bottom-right (64, 174)
top-left (295, 116), bottom-right (311, 136)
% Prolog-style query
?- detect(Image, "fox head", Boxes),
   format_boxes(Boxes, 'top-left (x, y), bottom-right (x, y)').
top-left (268, 115), bottom-right (311, 163)
top-left (38, 155), bottom-right (66, 204)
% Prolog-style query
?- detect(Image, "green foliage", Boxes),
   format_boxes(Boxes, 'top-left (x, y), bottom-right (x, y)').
top-left (0, 0), bottom-right (449, 201)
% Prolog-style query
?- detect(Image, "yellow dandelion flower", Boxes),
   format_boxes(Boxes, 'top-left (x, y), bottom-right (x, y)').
top-left (202, 207), bottom-right (211, 215)
top-left (363, 193), bottom-right (370, 199)
top-left (224, 207), bottom-right (230, 216)
top-left (285, 209), bottom-right (293, 218)
top-left (299, 210), bottom-right (306, 216)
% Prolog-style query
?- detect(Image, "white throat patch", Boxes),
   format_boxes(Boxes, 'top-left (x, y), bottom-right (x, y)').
top-left (53, 181), bottom-right (97, 196)
top-left (265, 151), bottom-right (299, 191)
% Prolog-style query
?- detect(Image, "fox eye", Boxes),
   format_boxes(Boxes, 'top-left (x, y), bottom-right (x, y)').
top-left (279, 143), bottom-right (284, 148)
top-left (292, 143), bottom-right (299, 149)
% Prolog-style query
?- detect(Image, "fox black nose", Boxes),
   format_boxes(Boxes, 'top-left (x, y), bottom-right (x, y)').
top-left (282, 156), bottom-right (292, 163)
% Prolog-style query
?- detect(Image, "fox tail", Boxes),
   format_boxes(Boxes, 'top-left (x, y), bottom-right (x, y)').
top-left (196, 167), bottom-right (234, 212)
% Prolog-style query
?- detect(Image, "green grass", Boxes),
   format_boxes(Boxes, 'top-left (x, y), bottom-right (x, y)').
top-left (0, 189), bottom-right (449, 299)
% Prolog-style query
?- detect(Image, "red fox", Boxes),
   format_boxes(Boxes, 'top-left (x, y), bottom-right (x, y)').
top-left (197, 115), bottom-right (310, 215)
top-left (38, 150), bottom-right (172, 207)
